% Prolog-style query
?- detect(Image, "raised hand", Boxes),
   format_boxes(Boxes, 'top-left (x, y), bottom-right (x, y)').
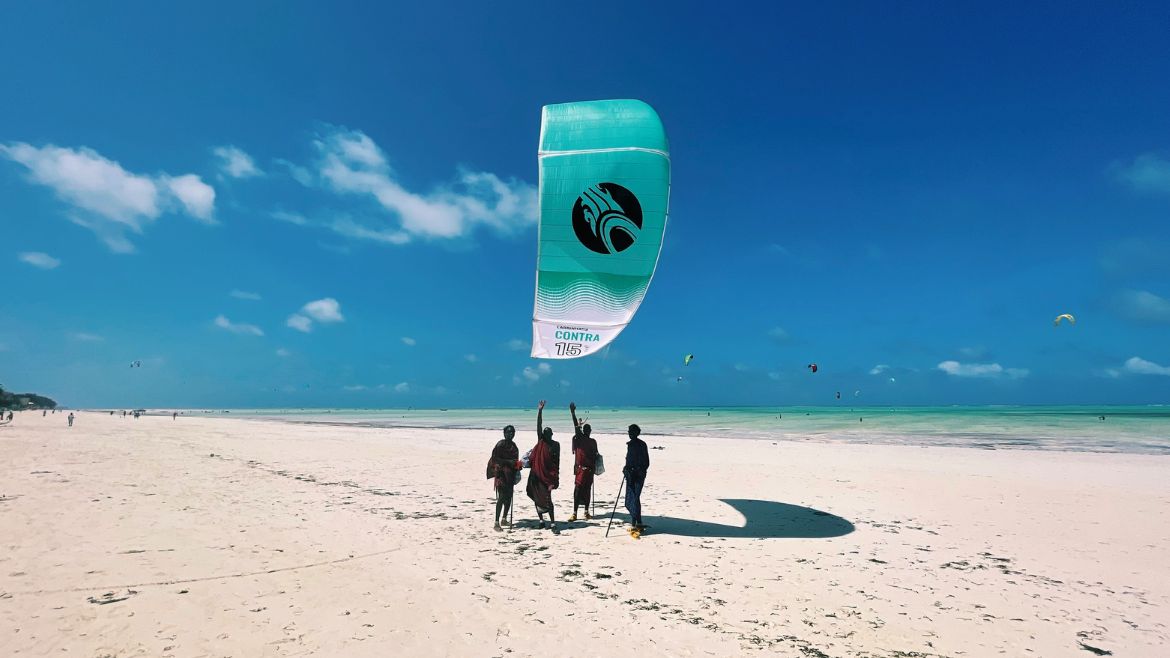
top-left (569, 402), bottom-right (576, 412)
top-left (538, 400), bottom-right (546, 410)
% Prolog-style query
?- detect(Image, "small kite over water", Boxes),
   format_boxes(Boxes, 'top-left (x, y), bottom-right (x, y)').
top-left (684, 354), bottom-right (694, 366)
top-left (1054, 313), bottom-right (1076, 326)
top-left (807, 363), bottom-right (818, 373)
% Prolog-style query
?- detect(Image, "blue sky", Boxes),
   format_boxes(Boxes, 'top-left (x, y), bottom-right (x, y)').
top-left (2, 2), bottom-right (1169, 408)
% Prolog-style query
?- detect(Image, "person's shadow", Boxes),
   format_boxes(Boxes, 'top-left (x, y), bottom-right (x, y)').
top-left (636, 499), bottom-right (854, 539)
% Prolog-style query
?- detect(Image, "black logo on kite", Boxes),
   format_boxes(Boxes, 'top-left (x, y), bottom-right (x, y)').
top-left (572, 183), bottom-right (643, 254)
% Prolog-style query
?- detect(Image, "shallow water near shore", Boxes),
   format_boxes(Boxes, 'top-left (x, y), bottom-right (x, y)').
top-left (209, 405), bottom-right (1170, 454)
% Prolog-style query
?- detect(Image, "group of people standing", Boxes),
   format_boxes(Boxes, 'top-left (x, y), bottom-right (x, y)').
top-left (487, 401), bottom-right (650, 538)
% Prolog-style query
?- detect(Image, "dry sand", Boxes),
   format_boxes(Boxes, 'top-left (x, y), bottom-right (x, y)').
top-left (1, 411), bottom-right (1168, 657)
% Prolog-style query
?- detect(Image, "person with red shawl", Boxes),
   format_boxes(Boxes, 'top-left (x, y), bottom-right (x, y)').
top-left (488, 425), bottom-right (521, 531)
top-left (526, 400), bottom-right (561, 534)
top-left (566, 401), bottom-right (598, 522)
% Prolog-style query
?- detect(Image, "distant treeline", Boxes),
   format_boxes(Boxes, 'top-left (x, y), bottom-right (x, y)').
top-left (0, 385), bottom-right (58, 410)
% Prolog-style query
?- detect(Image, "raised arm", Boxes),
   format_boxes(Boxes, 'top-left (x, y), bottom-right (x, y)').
top-left (569, 401), bottom-right (580, 431)
top-left (536, 400), bottom-right (546, 438)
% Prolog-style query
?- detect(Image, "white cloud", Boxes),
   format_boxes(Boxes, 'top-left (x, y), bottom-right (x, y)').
top-left (464, 353), bottom-right (479, 363)
top-left (287, 298), bottom-right (343, 332)
top-left (163, 174), bottom-right (216, 222)
top-left (937, 360), bottom-right (1028, 379)
top-left (212, 145), bottom-right (262, 179)
top-left (230, 289), bottom-right (261, 301)
top-left (0, 142), bottom-right (216, 251)
top-left (394, 382), bottom-right (410, 393)
top-left (401, 336), bottom-right (416, 346)
top-left (1114, 289), bottom-right (1170, 324)
top-left (559, 379), bottom-right (571, 388)
top-left (314, 126), bottom-right (536, 242)
top-left (286, 314), bottom-right (312, 332)
top-left (275, 348), bottom-right (290, 357)
top-left (69, 332), bottom-right (103, 342)
top-left (18, 251), bottom-right (60, 269)
top-left (1123, 356), bottom-right (1170, 376)
top-left (506, 338), bottom-right (528, 351)
top-left (767, 326), bottom-right (790, 342)
top-left (343, 384), bottom-right (367, 392)
top-left (734, 363), bottom-right (750, 372)
top-left (214, 314), bottom-right (264, 337)
top-left (520, 362), bottom-right (552, 383)
top-left (768, 371), bottom-right (781, 381)
top-left (869, 364), bottom-right (890, 375)
top-left (271, 210), bottom-right (309, 226)
top-left (1113, 153), bottom-right (1170, 195)
top-left (301, 298), bottom-right (344, 323)
top-left (329, 217), bottom-right (411, 245)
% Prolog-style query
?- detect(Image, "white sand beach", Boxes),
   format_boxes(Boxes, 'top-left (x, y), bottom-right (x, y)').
top-left (2, 411), bottom-right (1168, 657)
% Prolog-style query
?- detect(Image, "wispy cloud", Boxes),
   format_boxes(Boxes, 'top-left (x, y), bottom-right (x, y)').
top-left (1121, 356), bottom-right (1170, 376)
top-left (214, 314), bottom-right (264, 337)
top-left (1, 142), bottom-right (215, 252)
top-left (343, 384), bottom-right (367, 392)
top-left (288, 297), bottom-right (344, 332)
top-left (1112, 153), bottom-right (1170, 195)
top-left (401, 336), bottom-right (416, 346)
top-left (229, 289), bottom-right (261, 301)
top-left (937, 360), bottom-right (1028, 379)
top-left (212, 145), bottom-right (262, 179)
top-left (394, 382), bottom-right (410, 393)
top-left (869, 364), bottom-right (889, 375)
top-left (69, 332), bottom-right (103, 342)
top-left (275, 348), bottom-right (290, 357)
top-left (515, 362), bottom-right (552, 385)
top-left (271, 210), bottom-right (309, 226)
top-left (464, 353), bottom-right (479, 363)
top-left (767, 326), bottom-right (790, 342)
top-left (1113, 289), bottom-right (1170, 325)
top-left (506, 338), bottom-right (528, 352)
top-left (273, 158), bottom-right (313, 186)
top-left (314, 126), bottom-right (536, 243)
top-left (286, 314), bottom-right (313, 333)
top-left (18, 251), bottom-right (60, 269)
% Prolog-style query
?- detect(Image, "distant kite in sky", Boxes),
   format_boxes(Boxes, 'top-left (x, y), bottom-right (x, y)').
top-left (807, 363), bottom-right (818, 373)
top-left (684, 354), bottom-right (694, 366)
top-left (1054, 313), bottom-right (1076, 326)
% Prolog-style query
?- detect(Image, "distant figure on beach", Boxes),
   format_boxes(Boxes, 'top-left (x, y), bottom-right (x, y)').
top-left (122, 410), bottom-right (126, 418)
top-left (67, 412), bottom-right (75, 428)
top-left (568, 402), bottom-right (598, 522)
top-left (488, 425), bottom-right (520, 531)
top-left (526, 400), bottom-right (561, 534)
top-left (172, 412), bottom-right (177, 420)
top-left (43, 410), bottom-right (46, 417)
top-left (624, 424), bottom-right (650, 538)
top-left (5, 411), bottom-right (11, 422)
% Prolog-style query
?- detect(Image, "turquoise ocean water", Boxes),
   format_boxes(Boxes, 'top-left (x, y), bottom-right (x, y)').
top-left (221, 406), bottom-right (1170, 455)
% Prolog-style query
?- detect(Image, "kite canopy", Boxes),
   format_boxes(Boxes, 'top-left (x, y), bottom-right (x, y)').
top-left (807, 363), bottom-right (818, 373)
top-left (1054, 313), bottom-right (1076, 326)
top-left (531, 99), bottom-right (671, 359)
top-left (684, 354), bottom-right (694, 366)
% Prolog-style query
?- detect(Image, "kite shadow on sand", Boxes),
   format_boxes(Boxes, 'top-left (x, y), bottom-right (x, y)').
top-left (638, 499), bottom-right (855, 539)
